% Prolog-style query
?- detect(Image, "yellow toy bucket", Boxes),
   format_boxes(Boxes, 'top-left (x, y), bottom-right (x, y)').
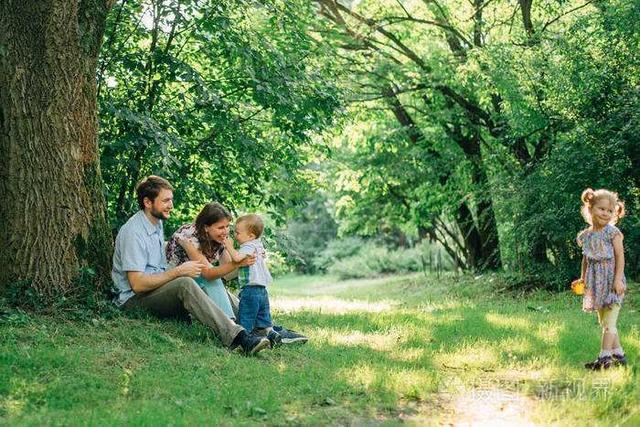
top-left (571, 279), bottom-right (585, 295)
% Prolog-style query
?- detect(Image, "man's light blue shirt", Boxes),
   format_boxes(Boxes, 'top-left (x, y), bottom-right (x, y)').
top-left (112, 210), bottom-right (167, 306)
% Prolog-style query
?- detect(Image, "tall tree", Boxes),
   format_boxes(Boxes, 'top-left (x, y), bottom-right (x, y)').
top-left (316, 0), bottom-right (505, 270)
top-left (315, 0), bottom-right (640, 282)
top-left (0, 0), bottom-right (115, 300)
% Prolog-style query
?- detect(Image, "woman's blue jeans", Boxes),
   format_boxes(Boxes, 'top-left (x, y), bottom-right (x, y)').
top-left (194, 276), bottom-right (235, 319)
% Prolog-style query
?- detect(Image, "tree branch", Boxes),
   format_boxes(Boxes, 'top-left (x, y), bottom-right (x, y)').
top-left (541, 0), bottom-right (597, 33)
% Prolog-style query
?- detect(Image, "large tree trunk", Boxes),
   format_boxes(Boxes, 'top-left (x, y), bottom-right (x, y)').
top-left (466, 158), bottom-right (501, 270)
top-left (0, 0), bottom-right (114, 301)
top-left (455, 202), bottom-right (482, 269)
top-left (446, 125), bottom-right (502, 271)
top-left (476, 188), bottom-right (501, 270)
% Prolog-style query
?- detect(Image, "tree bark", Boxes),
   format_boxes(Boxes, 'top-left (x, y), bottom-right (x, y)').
top-left (445, 124), bottom-right (502, 270)
top-left (0, 0), bottom-right (114, 300)
top-left (519, 0), bottom-right (535, 38)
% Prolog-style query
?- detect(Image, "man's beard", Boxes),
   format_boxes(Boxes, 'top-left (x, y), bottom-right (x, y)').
top-left (150, 207), bottom-right (168, 220)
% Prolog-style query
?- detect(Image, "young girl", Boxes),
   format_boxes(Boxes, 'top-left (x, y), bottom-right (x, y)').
top-left (576, 188), bottom-right (627, 370)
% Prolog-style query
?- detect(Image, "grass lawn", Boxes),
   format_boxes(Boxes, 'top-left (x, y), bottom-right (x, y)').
top-left (1, 273), bottom-right (639, 426)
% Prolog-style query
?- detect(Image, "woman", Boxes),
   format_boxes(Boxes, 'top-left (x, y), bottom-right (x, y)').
top-left (166, 202), bottom-right (254, 319)
top-left (166, 202), bottom-right (309, 344)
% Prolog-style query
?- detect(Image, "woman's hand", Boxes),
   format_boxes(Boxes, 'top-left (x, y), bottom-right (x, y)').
top-left (235, 253), bottom-right (256, 267)
top-left (614, 279), bottom-right (626, 296)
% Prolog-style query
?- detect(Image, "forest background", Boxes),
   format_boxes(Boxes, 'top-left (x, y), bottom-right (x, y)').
top-left (2, 0), bottom-right (640, 304)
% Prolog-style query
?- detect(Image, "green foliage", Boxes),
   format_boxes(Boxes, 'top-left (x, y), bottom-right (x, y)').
top-left (264, 250), bottom-right (290, 277)
top-left (93, 0), bottom-right (640, 287)
top-left (496, 1), bottom-right (640, 283)
top-left (2, 280), bottom-right (43, 312)
top-left (310, 0), bottom-right (640, 283)
top-left (320, 240), bottom-right (452, 279)
top-left (312, 236), bottom-right (364, 273)
top-left (2, 268), bottom-right (120, 317)
top-left (98, 0), bottom-right (345, 232)
top-left (277, 191), bottom-right (339, 273)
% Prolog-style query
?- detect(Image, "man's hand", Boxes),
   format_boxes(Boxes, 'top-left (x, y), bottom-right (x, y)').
top-left (177, 260), bottom-right (206, 278)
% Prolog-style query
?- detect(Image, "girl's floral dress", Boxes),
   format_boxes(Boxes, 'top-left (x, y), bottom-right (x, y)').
top-left (577, 224), bottom-right (626, 312)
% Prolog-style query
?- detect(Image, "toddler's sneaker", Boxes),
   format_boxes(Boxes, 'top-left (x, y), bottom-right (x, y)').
top-left (273, 326), bottom-right (309, 344)
top-left (267, 330), bottom-right (282, 348)
top-left (584, 356), bottom-right (613, 370)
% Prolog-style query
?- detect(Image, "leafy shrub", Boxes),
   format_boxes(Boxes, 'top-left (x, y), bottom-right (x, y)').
top-left (325, 240), bottom-right (452, 280)
top-left (277, 194), bottom-right (339, 274)
top-left (266, 250), bottom-right (292, 277)
top-left (496, 264), bottom-right (573, 293)
top-left (312, 237), bottom-right (365, 273)
top-left (2, 267), bottom-right (121, 318)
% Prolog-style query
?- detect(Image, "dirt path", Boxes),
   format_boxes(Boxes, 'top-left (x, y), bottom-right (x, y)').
top-left (436, 388), bottom-right (537, 426)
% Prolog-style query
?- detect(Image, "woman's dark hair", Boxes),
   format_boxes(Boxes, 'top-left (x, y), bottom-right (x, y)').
top-left (195, 202), bottom-right (233, 260)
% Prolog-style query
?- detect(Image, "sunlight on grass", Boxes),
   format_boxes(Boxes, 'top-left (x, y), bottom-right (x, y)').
top-left (272, 297), bottom-right (393, 314)
top-left (430, 311), bottom-right (465, 323)
top-left (435, 344), bottom-right (499, 369)
top-left (273, 275), bottom-right (391, 296)
top-left (339, 363), bottom-right (435, 401)
top-left (485, 312), bottom-right (531, 331)
top-left (2, 274), bottom-right (638, 425)
top-left (496, 337), bottom-right (534, 358)
top-left (0, 397), bottom-right (26, 418)
top-left (444, 389), bottom-right (536, 427)
top-left (1, 378), bottom-right (46, 418)
top-left (329, 330), bottom-right (403, 351)
top-left (599, 367), bottom-right (634, 387)
top-left (496, 367), bottom-right (547, 383)
top-left (623, 331), bottom-right (640, 354)
top-left (343, 364), bottom-right (376, 389)
top-left (534, 321), bottom-right (564, 345)
top-left (120, 367), bottom-right (133, 397)
top-left (386, 368), bottom-right (436, 401)
top-left (389, 348), bottom-right (425, 363)
top-left (417, 299), bottom-right (467, 313)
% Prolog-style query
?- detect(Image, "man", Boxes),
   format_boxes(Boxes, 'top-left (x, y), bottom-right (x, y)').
top-left (112, 175), bottom-right (270, 355)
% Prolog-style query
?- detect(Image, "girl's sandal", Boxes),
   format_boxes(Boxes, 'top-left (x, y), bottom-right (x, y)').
top-left (612, 354), bottom-right (627, 366)
top-left (584, 356), bottom-right (613, 370)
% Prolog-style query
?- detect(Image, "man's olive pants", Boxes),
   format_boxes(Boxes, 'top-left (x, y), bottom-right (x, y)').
top-left (124, 277), bottom-right (243, 347)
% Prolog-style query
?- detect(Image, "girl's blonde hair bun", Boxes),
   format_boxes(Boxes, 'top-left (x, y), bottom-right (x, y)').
top-left (581, 188), bottom-right (595, 204)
